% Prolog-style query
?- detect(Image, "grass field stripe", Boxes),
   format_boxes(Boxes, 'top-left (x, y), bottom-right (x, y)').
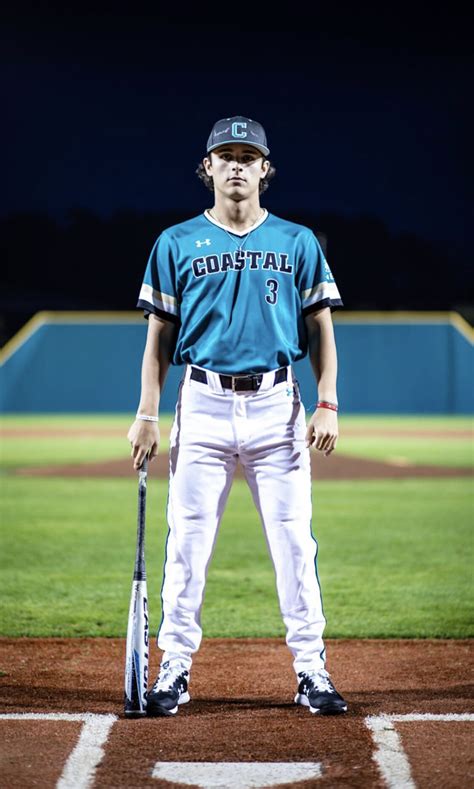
top-left (365, 713), bottom-right (474, 788)
top-left (151, 761), bottom-right (323, 787)
top-left (0, 712), bottom-right (117, 789)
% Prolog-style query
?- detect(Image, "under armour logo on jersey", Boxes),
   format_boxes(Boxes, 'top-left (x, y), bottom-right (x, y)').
top-left (195, 239), bottom-right (212, 248)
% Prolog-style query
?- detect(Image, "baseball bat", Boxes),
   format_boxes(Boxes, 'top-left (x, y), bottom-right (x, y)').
top-left (124, 454), bottom-right (150, 717)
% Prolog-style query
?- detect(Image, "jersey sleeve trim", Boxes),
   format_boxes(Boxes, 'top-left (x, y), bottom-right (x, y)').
top-left (303, 297), bottom-right (344, 316)
top-left (137, 301), bottom-right (180, 325)
top-left (301, 281), bottom-right (342, 311)
top-left (138, 282), bottom-right (179, 318)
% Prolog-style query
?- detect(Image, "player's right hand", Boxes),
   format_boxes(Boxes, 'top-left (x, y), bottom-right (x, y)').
top-left (127, 420), bottom-right (160, 470)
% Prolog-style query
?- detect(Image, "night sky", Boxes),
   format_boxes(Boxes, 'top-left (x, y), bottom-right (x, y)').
top-left (3, 7), bottom-right (472, 255)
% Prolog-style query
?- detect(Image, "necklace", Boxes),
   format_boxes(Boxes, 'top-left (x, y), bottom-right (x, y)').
top-left (208, 208), bottom-right (265, 253)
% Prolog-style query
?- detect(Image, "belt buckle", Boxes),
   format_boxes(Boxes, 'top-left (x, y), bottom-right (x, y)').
top-left (231, 374), bottom-right (249, 392)
top-left (231, 375), bottom-right (243, 392)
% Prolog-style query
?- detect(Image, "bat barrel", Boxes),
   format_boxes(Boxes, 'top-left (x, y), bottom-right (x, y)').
top-left (124, 454), bottom-right (150, 717)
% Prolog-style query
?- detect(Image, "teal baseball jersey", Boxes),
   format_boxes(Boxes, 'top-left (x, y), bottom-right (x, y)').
top-left (137, 209), bottom-right (343, 374)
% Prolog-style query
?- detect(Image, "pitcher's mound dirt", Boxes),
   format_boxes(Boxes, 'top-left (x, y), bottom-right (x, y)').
top-left (14, 452), bottom-right (473, 480)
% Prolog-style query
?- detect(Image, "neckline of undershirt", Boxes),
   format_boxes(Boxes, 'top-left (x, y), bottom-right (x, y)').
top-left (204, 208), bottom-right (269, 237)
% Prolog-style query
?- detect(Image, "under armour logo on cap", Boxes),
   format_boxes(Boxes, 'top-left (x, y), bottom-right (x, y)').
top-left (206, 116), bottom-right (270, 156)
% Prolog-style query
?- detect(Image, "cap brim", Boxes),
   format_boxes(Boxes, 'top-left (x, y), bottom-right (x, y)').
top-left (207, 140), bottom-right (270, 157)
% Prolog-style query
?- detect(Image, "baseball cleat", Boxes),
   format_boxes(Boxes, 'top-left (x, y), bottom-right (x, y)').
top-left (295, 669), bottom-right (347, 715)
top-left (146, 660), bottom-right (190, 716)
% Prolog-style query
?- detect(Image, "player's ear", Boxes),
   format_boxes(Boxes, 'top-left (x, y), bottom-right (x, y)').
top-left (203, 156), bottom-right (212, 176)
top-left (260, 158), bottom-right (270, 178)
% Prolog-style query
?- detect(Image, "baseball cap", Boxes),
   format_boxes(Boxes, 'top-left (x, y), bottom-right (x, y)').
top-left (206, 116), bottom-right (270, 157)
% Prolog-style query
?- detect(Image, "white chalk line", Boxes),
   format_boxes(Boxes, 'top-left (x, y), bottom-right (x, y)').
top-left (0, 712), bottom-right (117, 789)
top-left (2, 711), bottom-right (472, 789)
top-left (151, 761), bottom-right (323, 788)
top-left (365, 713), bottom-right (474, 789)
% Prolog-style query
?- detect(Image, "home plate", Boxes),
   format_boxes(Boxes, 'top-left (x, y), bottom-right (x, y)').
top-left (151, 761), bottom-right (323, 787)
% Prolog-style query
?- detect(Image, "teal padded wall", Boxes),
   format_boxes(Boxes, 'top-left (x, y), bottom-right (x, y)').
top-left (1, 315), bottom-right (472, 414)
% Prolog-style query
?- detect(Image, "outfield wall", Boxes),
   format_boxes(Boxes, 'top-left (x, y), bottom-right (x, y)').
top-left (1, 311), bottom-right (473, 413)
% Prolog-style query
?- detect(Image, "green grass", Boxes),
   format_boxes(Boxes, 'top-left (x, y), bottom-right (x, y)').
top-left (1, 437), bottom-right (130, 469)
top-left (337, 414), bottom-right (473, 467)
top-left (1, 414), bottom-right (472, 638)
top-left (314, 479), bottom-right (473, 637)
top-left (1, 414), bottom-right (139, 428)
top-left (338, 437), bottom-right (473, 467)
top-left (1, 413), bottom-right (472, 470)
top-left (0, 415), bottom-right (173, 470)
top-left (206, 479), bottom-right (474, 639)
top-left (336, 415), bottom-right (473, 430)
top-left (1, 475), bottom-right (472, 638)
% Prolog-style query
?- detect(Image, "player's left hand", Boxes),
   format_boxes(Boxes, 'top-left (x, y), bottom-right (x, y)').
top-left (305, 408), bottom-right (338, 456)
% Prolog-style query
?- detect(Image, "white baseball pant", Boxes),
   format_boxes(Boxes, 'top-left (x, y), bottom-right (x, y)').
top-left (157, 364), bottom-right (327, 676)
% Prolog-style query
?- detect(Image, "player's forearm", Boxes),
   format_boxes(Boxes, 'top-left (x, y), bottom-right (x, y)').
top-left (136, 347), bottom-right (166, 415)
top-left (136, 317), bottom-right (176, 416)
top-left (307, 312), bottom-right (339, 402)
top-left (316, 351), bottom-right (338, 402)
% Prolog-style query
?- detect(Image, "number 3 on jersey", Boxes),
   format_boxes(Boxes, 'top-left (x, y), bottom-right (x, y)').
top-left (265, 278), bottom-right (279, 305)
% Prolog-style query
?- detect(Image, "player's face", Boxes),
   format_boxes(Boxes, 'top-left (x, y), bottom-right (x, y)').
top-left (204, 144), bottom-right (269, 201)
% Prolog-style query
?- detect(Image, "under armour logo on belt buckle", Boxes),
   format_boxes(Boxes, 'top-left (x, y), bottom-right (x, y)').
top-left (195, 239), bottom-right (211, 247)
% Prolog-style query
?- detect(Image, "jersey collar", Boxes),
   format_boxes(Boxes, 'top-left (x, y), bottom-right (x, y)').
top-left (204, 208), bottom-right (268, 237)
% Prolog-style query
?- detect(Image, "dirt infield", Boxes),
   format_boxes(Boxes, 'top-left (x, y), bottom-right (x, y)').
top-left (14, 451), bottom-right (473, 480)
top-left (1, 638), bottom-right (473, 788)
top-left (3, 427), bottom-right (472, 439)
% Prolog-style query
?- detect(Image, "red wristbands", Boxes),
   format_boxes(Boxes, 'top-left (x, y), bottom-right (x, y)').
top-left (317, 401), bottom-right (338, 412)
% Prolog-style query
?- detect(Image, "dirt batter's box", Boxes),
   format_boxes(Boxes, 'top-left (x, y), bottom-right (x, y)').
top-left (1, 712), bottom-right (473, 787)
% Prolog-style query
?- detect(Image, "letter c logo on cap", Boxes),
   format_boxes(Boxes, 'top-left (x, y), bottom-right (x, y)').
top-left (232, 122), bottom-right (247, 138)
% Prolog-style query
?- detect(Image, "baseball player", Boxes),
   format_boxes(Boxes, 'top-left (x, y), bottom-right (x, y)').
top-left (127, 116), bottom-right (347, 716)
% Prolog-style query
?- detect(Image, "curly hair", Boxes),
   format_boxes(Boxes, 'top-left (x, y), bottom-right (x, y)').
top-left (195, 158), bottom-right (276, 195)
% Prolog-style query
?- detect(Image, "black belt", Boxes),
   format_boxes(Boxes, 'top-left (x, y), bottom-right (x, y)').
top-left (190, 366), bottom-right (288, 392)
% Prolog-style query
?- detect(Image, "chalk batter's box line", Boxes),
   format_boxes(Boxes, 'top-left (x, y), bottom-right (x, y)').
top-left (365, 713), bottom-right (474, 789)
top-left (1, 711), bottom-right (473, 789)
top-left (0, 712), bottom-right (117, 789)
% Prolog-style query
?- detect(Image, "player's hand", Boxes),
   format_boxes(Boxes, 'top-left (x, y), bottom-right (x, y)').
top-left (127, 420), bottom-right (160, 470)
top-left (305, 408), bottom-right (338, 457)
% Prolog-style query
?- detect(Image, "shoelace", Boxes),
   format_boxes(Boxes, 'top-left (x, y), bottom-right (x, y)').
top-left (153, 661), bottom-right (188, 692)
top-left (302, 669), bottom-right (335, 694)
